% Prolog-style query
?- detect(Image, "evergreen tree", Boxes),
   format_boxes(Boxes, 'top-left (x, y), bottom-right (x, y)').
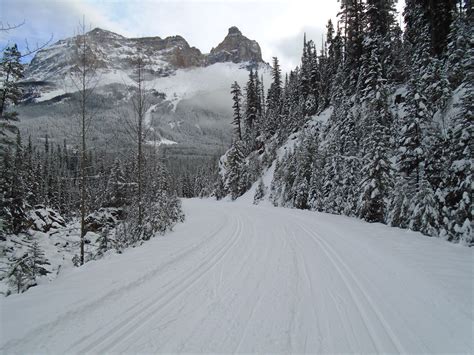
top-left (104, 159), bottom-right (127, 208)
top-left (244, 69), bottom-right (259, 151)
top-left (357, 125), bottom-right (392, 223)
top-left (265, 57), bottom-right (282, 137)
top-left (231, 81), bottom-right (243, 141)
top-left (225, 141), bottom-right (247, 200)
top-left (398, 3), bottom-right (433, 197)
top-left (7, 254), bottom-right (32, 294)
top-left (253, 179), bottom-right (266, 205)
top-left (339, 0), bottom-right (366, 89)
top-left (0, 133), bottom-right (28, 234)
top-left (96, 222), bottom-right (111, 256)
top-left (27, 241), bottom-right (50, 278)
top-left (443, 46), bottom-right (473, 243)
top-left (410, 171), bottom-right (439, 236)
top-left (0, 44), bottom-right (24, 152)
top-left (445, 8), bottom-right (469, 88)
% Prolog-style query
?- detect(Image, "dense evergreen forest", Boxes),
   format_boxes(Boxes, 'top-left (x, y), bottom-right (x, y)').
top-left (220, 0), bottom-right (472, 244)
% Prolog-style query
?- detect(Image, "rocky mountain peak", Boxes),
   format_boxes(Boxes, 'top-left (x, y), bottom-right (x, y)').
top-left (207, 26), bottom-right (262, 65)
top-left (25, 26), bottom-right (263, 83)
top-left (227, 26), bottom-right (242, 36)
top-left (87, 27), bottom-right (125, 40)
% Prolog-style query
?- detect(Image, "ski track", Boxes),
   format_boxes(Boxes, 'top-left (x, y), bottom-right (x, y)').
top-left (81, 215), bottom-right (244, 354)
top-left (1, 199), bottom-right (472, 354)
top-left (296, 221), bottom-right (405, 353)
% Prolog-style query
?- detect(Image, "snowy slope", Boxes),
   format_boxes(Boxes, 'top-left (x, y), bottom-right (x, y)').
top-left (239, 107), bottom-right (333, 204)
top-left (1, 199), bottom-right (472, 353)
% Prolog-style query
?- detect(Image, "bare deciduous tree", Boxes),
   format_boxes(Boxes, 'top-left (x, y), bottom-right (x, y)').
top-left (69, 18), bottom-right (99, 265)
top-left (130, 53), bottom-right (151, 229)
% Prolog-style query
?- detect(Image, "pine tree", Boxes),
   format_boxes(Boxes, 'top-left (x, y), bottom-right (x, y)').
top-left (443, 42), bottom-right (473, 243)
top-left (306, 136), bottom-right (325, 212)
top-left (270, 159), bottom-right (283, 206)
top-left (104, 159), bottom-right (127, 208)
top-left (27, 241), bottom-right (50, 278)
top-left (96, 223), bottom-right (111, 256)
top-left (339, 0), bottom-right (366, 89)
top-left (0, 132), bottom-right (28, 234)
top-left (445, 7), bottom-right (469, 88)
top-left (231, 81), bottom-right (243, 141)
top-left (387, 178), bottom-right (411, 228)
top-left (357, 121), bottom-right (392, 223)
top-left (265, 57), bottom-right (282, 137)
top-left (7, 254), bottom-right (32, 294)
top-left (0, 44), bottom-right (24, 153)
top-left (398, 3), bottom-right (433, 197)
top-left (410, 171), bottom-right (439, 236)
top-left (253, 179), bottom-right (266, 205)
top-left (225, 141), bottom-right (247, 200)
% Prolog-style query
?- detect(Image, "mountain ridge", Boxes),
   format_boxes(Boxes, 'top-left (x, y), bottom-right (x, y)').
top-left (25, 26), bottom-right (264, 83)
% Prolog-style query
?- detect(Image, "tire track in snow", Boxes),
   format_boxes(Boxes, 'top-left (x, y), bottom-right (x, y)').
top-left (1, 215), bottom-right (231, 354)
top-left (232, 215), bottom-right (270, 354)
top-left (296, 220), bottom-right (406, 354)
top-left (77, 213), bottom-right (244, 354)
top-left (286, 225), bottom-right (324, 354)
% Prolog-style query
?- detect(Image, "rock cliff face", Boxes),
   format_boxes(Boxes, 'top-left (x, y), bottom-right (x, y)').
top-left (207, 26), bottom-right (262, 65)
top-left (18, 26), bottom-right (269, 159)
top-left (25, 26), bottom-right (263, 82)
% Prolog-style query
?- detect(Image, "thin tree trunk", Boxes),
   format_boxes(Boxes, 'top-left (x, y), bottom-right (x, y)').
top-left (80, 31), bottom-right (87, 265)
top-left (137, 57), bottom-right (143, 228)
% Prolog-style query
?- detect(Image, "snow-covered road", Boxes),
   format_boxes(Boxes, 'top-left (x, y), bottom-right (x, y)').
top-left (1, 199), bottom-right (472, 354)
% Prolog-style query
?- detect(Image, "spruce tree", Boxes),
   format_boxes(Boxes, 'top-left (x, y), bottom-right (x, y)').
top-left (265, 57), bottom-right (283, 138)
top-left (253, 179), bottom-right (266, 205)
top-left (244, 69), bottom-right (258, 151)
top-left (443, 44), bottom-right (473, 243)
top-left (27, 241), bottom-right (50, 278)
top-left (0, 44), bottom-right (24, 152)
top-left (357, 121), bottom-right (392, 223)
top-left (231, 81), bottom-right (243, 141)
top-left (225, 141), bottom-right (247, 200)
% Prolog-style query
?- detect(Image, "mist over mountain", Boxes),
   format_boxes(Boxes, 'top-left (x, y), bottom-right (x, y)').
top-left (17, 26), bottom-right (269, 158)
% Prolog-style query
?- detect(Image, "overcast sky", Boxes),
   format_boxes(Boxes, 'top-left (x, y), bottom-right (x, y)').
top-left (1, 0), bottom-right (405, 71)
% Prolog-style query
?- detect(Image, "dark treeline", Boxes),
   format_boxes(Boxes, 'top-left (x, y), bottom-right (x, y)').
top-left (165, 154), bottom-right (221, 198)
top-left (221, 0), bottom-right (472, 244)
top-left (1, 133), bottom-right (182, 233)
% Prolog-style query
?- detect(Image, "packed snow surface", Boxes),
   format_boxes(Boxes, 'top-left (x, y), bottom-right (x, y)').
top-left (0, 199), bottom-right (472, 353)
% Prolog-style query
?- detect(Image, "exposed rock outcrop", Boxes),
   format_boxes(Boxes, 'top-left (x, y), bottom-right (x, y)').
top-left (207, 26), bottom-right (262, 65)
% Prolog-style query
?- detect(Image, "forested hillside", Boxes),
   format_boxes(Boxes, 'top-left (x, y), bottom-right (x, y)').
top-left (220, 0), bottom-right (472, 245)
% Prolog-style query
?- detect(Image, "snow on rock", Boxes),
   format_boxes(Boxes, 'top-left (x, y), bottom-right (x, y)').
top-left (28, 206), bottom-right (66, 233)
top-left (85, 208), bottom-right (124, 233)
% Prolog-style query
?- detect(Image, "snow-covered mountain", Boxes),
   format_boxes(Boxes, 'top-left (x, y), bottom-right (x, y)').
top-left (25, 26), bottom-right (263, 83)
top-left (18, 27), bottom-right (269, 157)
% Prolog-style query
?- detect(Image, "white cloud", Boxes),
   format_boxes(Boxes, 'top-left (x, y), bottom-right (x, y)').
top-left (1, 0), bottom-right (405, 71)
